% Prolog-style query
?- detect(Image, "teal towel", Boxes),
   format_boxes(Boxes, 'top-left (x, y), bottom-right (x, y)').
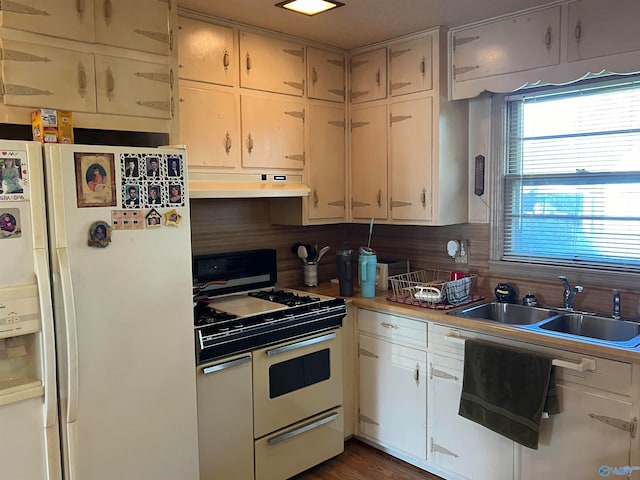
top-left (458, 339), bottom-right (559, 449)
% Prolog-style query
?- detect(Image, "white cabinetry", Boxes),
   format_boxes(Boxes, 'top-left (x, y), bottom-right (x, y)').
top-left (0, 38), bottom-right (96, 113)
top-left (567, 0), bottom-right (640, 62)
top-left (357, 308), bottom-right (427, 465)
top-left (307, 47), bottom-right (345, 102)
top-left (95, 54), bottom-right (172, 119)
top-left (196, 354), bottom-right (254, 480)
top-left (177, 17), bottom-right (235, 86)
top-left (452, 7), bottom-right (560, 82)
top-left (307, 103), bottom-right (346, 220)
top-left (428, 325), bottom-right (514, 480)
top-left (389, 36), bottom-right (433, 96)
top-left (179, 81), bottom-right (240, 169)
top-left (389, 97), bottom-right (433, 222)
top-left (350, 48), bottom-right (387, 104)
top-left (350, 104), bottom-right (388, 220)
top-left (519, 356), bottom-right (633, 479)
top-left (239, 31), bottom-right (304, 96)
top-left (240, 94), bottom-right (305, 170)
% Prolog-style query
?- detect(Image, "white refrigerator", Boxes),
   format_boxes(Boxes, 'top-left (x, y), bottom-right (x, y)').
top-left (0, 141), bottom-right (199, 480)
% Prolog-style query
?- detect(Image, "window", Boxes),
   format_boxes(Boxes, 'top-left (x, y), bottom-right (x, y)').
top-left (491, 76), bottom-right (640, 286)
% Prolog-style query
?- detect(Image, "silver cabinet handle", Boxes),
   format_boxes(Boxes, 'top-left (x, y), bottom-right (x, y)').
top-left (311, 66), bottom-right (318, 85)
top-left (313, 189), bottom-right (319, 208)
top-left (414, 362), bottom-right (420, 384)
top-left (76, 0), bottom-right (85, 18)
top-left (202, 355), bottom-right (251, 375)
top-left (545, 25), bottom-right (552, 51)
top-left (266, 332), bottom-right (336, 357)
top-left (106, 66), bottom-right (115, 100)
top-left (420, 57), bottom-right (426, 77)
top-left (103, 0), bottom-right (112, 25)
top-left (421, 188), bottom-right (427, 208)
top-left (268, 412), bottom-right (338, 445)
top-left (574, 20), bottom-right (582, 44)
top-left (377, 189), bottom-right (382, 208)
top-left (245, 52), bottom-right (252, 73)
top-left (375, 68), bottom-right (380, 86)
top-left (381, 321), bottom-right (397, 329)
top-left (78, 62), bottom-right (87, 97)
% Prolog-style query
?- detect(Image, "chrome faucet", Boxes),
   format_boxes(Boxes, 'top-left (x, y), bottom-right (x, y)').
top-left (613, 289), bottom-right (621, 319)
top-left (559, 275), bottom-right (583, 310)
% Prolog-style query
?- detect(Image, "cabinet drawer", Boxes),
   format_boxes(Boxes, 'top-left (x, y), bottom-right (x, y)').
top-left (358, 308), bottom-right (426, 349)
top-left (429, 323), bottom-right (632, 396)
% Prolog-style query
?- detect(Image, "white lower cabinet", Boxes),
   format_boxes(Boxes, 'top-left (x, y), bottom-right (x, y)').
top-left (357, 308), bottom-right (427, 464)
top-left (428, 351), bottom-right (514, 480)
top-left (358, 334), bottom-right (427, 463)
top-left (518, 368), bottom-right (633, 479)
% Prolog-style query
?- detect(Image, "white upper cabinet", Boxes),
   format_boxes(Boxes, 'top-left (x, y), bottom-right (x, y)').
top-left (240, 94), bottom-right (305, 170)
top-left (389, 97), bottom-right (433, 222)
top-left (95, 54), bottom-right (172, 119)
top-left (452, 6), bottom-right (560, 83)
top-left (307, 104), bottom-right (346, 221)
top-left (0, 38), bottom-right (96, 113)
top-left (306, 47), bottom-right (345, 102)
top-left (177, 17), bottom-right (235, 86)
top-left (567, 0), bottom-right (640, 62)
top-left (0, 0), bottom-right (95, 42)
top-left (239, 31), bottom-right (304, 96)
top-left (389, 36), bottom-right (433, 96)
top-left (350, 48), bottom-right (387, 104)
top-left (94, 0), bottom-right (171, 55)
top-left (180, 81), bottom-right (240, 169)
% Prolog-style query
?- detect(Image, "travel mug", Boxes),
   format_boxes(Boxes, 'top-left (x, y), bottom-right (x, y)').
top-left (336, 243), bottom-right (355, 297)
top-left (359, 251), bottom-right (377, 298)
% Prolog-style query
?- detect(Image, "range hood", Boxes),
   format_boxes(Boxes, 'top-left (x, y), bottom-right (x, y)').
top-left (189, 173), bottom-right (311, 199)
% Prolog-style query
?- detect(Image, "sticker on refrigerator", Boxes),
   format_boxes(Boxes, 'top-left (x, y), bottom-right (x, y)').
top-left (111, 210), bottom-right (144, 230)
top-left (74, 153), bottom-right (116, 208)
top-left (164, 209), bottom-right (182, 226)
top-left (0, 150), bottom-right (29, 201)
top-left (0, 209), bottom-right (21, 238)
top-left (87, 221), bottom-right (111, 248)
top-left (145, 208), bottom-right (162, 228)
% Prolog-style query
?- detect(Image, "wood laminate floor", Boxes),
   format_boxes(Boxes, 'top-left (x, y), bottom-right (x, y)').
top-left (292, 439), bottom-right (444, 480)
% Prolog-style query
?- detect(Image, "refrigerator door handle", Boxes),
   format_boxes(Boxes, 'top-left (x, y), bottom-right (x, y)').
top-left (34, 248), bottom-right (57, 425)
top-left (58, 247), bottom-right (81, 478)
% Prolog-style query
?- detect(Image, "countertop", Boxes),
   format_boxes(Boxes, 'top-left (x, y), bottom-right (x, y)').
top-left (300, 282), bottom-right (640, 363)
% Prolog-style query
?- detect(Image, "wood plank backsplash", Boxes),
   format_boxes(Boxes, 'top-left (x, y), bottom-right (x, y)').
top-left (190, 198), bottom-right (640, 317)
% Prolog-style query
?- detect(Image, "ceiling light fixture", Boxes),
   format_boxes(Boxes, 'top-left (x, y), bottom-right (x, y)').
top-left (275, 0), bottom-right (345, 16)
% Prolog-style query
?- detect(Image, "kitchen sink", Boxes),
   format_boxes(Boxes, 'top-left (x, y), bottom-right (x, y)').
top-left (448, 302), bottom-right (558, 325)
top-left (537, 314), bottom-right (640, 347)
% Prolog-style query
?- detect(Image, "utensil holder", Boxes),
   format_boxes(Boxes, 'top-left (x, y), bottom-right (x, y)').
top-left (303, 263), bottom-right (318, 287)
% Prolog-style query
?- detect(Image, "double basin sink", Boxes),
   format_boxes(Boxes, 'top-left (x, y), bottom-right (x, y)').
top-left (447, 302), bottom-right (640, 348)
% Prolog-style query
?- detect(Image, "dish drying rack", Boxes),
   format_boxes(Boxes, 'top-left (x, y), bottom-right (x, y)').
top-left (387, 269), bottom-right (480, 310)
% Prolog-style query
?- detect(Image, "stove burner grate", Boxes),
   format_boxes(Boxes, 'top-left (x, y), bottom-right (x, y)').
top-left (248, 288), bottom-right (321, 307)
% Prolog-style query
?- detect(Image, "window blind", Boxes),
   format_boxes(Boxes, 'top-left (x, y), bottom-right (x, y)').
top-left (503, 76), bottom-right (640, 270)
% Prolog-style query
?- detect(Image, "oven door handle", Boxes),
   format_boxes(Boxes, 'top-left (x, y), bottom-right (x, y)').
top-left (267, 412), bottom-right (339, 445)
top-left (201, 355), bottom-right (251, 375)
top-left (266, 332), bottom-right (337, 357)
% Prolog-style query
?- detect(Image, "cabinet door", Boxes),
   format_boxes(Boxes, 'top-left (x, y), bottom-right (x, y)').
top-left (0, 38), bottom-right (96, 113)
top-left (95, 54), bottom-right (172, 119)
top-left (197, 355), bottom-right (254, 480)
top-left (389, 36), bottom-right (432, 96)
top-left (389, 97), bottom-right (433, 222)
top-left (428, 353), bottom-right (514, 480)
top-left (0, 0), bottom-right (94, 42)
top-left (358, 334), bottom-right (427, 462)
top-left (452, 6), bottom-right (560, 82)
top-left (240, 95), bottom-right (304, 170)
top-left (306, 47), bottom-right (345, 102)
top-left (350, 48), bottom-right (387, 104)
top-left (567, 0), bottom-right (640, 62)
top-left (351, 105), bottom-right (387, 220)
top-left (520, 381), bottom-right (632, 479)
top-left (239, 31), bottom-right (304, 96)
top-left (179, 81), bottom-right (240, 169)
top-left (177, 17), bottom-right (235, 86)
top-left (307, 104), bottom-right (346, 220)
top-left (95, 0), bottom-right (171, 55)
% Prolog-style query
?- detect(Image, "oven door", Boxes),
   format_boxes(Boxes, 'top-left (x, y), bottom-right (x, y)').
top-left (253, 328), bottom-right (343, 438)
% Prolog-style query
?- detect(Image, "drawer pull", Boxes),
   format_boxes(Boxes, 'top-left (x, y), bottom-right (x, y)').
top-left (266, 332), bottom-right (336, 357)
top-left (268, 412), bottom-right (338, 445)
top-left (202, 355), bottom-right (251, 375)
top-left (381, 322), bottom-right (397, 329)
top-left (445, 333), bottom-right (596, 372)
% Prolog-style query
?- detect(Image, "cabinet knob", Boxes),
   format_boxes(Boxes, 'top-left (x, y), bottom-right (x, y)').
top-left (313, 189), bottom-right (319, 208)
top-left (76, 0), bottom-right (85, 18)
top-left (223, 50), bottom-right (230, 71)
top-left (103, 0), bottom-right (112, 26)
top-left (106, 67), bottom-right (115, 100)
top-left (224, 132), bottom-right (232, 155)
top-left (574, 20), bottom-right (583, 44)
top-left (77, 63), bottom-right (87, 98)
top-left (246, 53), bottom-right (252, 73)
top-left (247, 133), bottom-right (254, 154)
top-left (545, 25), bottom-right (553, 51)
